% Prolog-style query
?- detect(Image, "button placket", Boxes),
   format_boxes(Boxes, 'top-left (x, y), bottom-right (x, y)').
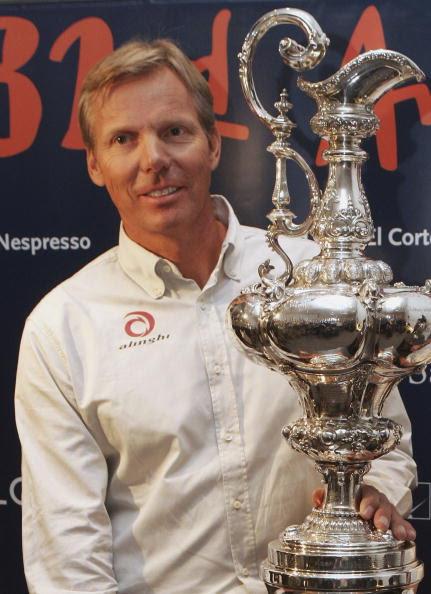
top-left (197, 296), bottom-right (259, 578)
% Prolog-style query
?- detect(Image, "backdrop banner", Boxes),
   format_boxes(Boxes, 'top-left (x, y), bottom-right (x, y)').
top-left (1, 1), bottom-right (430, 592)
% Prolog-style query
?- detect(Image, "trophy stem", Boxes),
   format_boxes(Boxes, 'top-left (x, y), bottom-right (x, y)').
top-left (312, 141), bottom-right (374, 256)
top-left (282, 461), bottom-right (376, 545)
top-left (318, 461), bottom-right (368, 517)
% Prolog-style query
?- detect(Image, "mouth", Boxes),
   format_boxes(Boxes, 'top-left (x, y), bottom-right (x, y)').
top-left (142, 186), bottom-right (181, 198)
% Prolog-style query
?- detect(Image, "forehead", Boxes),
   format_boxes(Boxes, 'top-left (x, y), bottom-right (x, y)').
top-left (95, 68), bottom-right (199, 127)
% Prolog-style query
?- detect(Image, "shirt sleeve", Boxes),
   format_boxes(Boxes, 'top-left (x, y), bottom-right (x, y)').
top-left (364, 387), bottom-right (417, 518)
top-left (15, 317), bottom-right (118, 594)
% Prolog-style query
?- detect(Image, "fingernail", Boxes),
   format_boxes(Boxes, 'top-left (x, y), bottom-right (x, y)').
top-left (407, 527), bottom-right (416, 540)
top-left (395, 525), bottom-right (406, 540)
top-left (378, 515), bottom-right (389, 530)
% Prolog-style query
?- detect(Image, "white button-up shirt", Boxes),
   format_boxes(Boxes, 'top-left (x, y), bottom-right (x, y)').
top-left (15, 197), bottom-right (416, 594)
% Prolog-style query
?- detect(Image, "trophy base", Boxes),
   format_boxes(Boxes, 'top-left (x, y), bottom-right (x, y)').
top-left (261, 527), bottom-right (424, 594)
top-left (266, 584), bottom-right (418, 594)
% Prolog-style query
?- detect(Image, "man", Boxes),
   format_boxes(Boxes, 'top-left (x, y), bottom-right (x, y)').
top-left (15, 39), bottom-right (417, 594)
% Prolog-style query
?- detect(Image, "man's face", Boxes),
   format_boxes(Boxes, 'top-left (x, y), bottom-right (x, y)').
top-left (86, 67), bottom-right (221, 247)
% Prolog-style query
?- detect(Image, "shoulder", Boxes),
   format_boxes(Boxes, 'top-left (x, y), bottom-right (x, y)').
top-left (28, 246), bottom-right (120, 325)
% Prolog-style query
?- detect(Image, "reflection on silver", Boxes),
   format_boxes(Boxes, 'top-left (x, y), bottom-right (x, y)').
top-left (228, 7), bottom-right (429, 594)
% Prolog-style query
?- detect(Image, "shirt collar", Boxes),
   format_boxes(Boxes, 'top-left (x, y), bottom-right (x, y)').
top-left (117, 195), bottom-right (243, 298)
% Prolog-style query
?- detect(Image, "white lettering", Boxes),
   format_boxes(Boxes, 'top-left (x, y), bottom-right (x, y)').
top-left (388, 227), bottom-right (431, 247)
top-left (388, 228), bottom-right (402, 246)
top-left (0, 234), bottom-right (91, 254)
top-left (416, 230), bottom-right (426, 244)
top-left (9, 477), bottom-right (21, 506)
top-left (404, 232), bottom-right (414, 246)
top-left (31, 237), bottom-right (42, 255)
top-left (369, 226), bottom-right (382, 247)
top-left (0, 233), bottom-right (9, 249)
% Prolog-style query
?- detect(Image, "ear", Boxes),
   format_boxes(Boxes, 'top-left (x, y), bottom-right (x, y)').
top-left (208, 126), bottom-right (221, 172)
top-left (86, 148), bottom-right (105, 187)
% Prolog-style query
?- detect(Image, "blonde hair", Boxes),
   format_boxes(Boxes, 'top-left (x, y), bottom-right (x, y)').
top-left (78, 39), bottom-right (215, 148)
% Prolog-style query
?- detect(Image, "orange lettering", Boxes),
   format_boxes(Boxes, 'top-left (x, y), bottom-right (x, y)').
top-left (50, 18), bottom-right (113, 149)
top-left (0, 17), bottom-right (41, 157)
top-left (376, 84), bottom-right (431, 170)
top-left (342, 5), bottom-right (386, 64)
top-left (194, 9), bottom-right (249, 141)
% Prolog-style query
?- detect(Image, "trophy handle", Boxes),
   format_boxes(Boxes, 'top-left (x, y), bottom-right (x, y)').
top-left (268, 144), bottom-right (321, 237)
top-left (238, 8), bottom-right (327, 293)
top-left (238, 7), bottom-right (329, 130)
top-left (257, 145), bottom-right (321, 294)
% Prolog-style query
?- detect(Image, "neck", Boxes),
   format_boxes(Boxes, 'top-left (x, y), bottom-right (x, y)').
top-left (126, 217), bottom-right (227, 289)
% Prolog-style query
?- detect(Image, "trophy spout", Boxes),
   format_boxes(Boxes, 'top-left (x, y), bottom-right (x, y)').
top-left (299, 49), bottom-right (424, 109)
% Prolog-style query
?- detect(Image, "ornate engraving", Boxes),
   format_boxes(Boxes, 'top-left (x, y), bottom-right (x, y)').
top-left (293, 257), bottom-right (393, 286)
top-left (310, 111), bottom-right (379, 139)
top-left (284, 417), bottom-right (401, 461)
top-left (314, 202), bottom-right (373, 240)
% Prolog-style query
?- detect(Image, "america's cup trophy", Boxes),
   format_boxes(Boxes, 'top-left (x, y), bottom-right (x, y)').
top-left (228, 7), bottom-right (431, 594)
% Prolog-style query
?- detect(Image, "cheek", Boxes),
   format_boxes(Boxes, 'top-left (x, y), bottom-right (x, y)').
top-left (189, 148), bottom-right (215, 180)
top-left (102, 159), bottom-right (134, 193)
top-left (105, 179), bottom-right (132, 209)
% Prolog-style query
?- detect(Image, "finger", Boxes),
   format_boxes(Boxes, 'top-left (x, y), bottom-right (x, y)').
top-left (312, 487), bottom-right (325, 508)
top-left (358, 485), bottom-right (382, 520)
top-left (390, 508), bottom-right (417, 541)
top-left (359, 485), bottom-right (393, 531)
top-left (358, 485), bottom-right (416, 539)
top-left (372, 496), bottom-right (393, 532)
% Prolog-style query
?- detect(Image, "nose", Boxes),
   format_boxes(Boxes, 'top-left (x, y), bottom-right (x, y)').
top-left (138, 135), bottom-right (170, 174)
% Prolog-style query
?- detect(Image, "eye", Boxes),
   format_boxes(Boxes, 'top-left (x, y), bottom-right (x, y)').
top-left (169, 126), bottom-right (184, 137)
top-left (113, 133), bottom-right (131, 145)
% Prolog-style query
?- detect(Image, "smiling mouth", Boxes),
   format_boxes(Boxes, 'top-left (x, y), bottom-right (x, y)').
top-left (145, 186), bottom-right (180, 198)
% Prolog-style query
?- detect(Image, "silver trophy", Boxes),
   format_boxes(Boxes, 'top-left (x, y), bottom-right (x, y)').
top-left (228, 7), bottom-right (431, 594)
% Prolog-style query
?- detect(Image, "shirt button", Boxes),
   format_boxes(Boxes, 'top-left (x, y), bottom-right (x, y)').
top-left (224, 432), bottom-right (233, 442)
top-left (233, 499), bottom-right (242, 510)
top-left (214, 364), bottom-right (221, 375)
top-left (241, 568), bottom-right (249, 577)
top-left (199, 303), bottom-right (206, 312)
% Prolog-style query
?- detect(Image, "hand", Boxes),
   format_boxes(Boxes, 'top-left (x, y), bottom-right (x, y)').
top-left (312, 484), bottom-right (416, 541)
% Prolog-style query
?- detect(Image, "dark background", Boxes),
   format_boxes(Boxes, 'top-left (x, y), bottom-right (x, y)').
top-left (1, 1), bottom-right (430, 592)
